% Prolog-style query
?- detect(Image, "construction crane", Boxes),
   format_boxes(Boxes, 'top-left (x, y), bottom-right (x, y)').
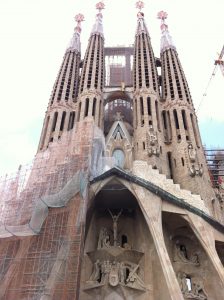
top-left (196, 44), bottom-right (224, 112)
top-left (215, 45), bottom-right (224, 77)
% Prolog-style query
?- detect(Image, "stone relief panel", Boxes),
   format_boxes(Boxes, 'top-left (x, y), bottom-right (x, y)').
top-left (173, 240), bottom-right (200, 266)
top-left (184, 143), bottom-right (203, 177)
top-left (146, 126), bottom-right (159, 157)
top-left (83, 209), bottom-right (149, 295)
top-left (177, 272), bottom-right (208, 300)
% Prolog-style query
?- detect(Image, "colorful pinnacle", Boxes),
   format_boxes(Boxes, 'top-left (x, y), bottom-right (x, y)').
top-left (157, 11), bottom-right (168, 22)
top-left (136, 1), bottom-right (144, 11)
top-left (96, 1), bottom-right (105, 12)
top-left (157, 11), bottom-right (168, 31)
top-left (74, 14), bottom-right (84, 33)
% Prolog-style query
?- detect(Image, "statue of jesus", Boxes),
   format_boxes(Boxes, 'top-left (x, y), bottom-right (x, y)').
top-left (108, 209), bottom-right (122, 246)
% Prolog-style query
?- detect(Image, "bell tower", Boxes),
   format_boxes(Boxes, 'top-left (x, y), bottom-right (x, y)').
top-left (158, 11), bottom-right (215, 210)
top-left (133, 2), bottom-right (168, 173)
top-left (38, 14), bottom-right (84, 151)
top-left (76, 2), bottom-right (105, 128)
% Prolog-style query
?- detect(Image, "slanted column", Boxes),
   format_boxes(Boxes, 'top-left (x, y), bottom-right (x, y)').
top-left (187, 213), bottom-right (224, 290)
top-left (132, 182), bottom-right (184, 300)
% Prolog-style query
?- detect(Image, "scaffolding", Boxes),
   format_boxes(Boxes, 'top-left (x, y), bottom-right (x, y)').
top-left (105, 46), bottom-right (134, 87)
top-left (0, 122), bottom-right (114, 299)
top-left (204, 148), bottom-right (224, 188)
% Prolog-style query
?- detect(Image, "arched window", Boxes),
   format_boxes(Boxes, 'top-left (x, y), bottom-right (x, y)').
top-left (173, 109), bottom-right (179, 129)
top-left (155, 100), bottom-right (161, 130)
top-left (84, 98), bottom-right (89, 117)
top-left (60, 111), bottom-right (66, 131)
top-left (147, 97), bottom-right (151, 115)
top-left (68, 112), bottom-right (75, 131)
top-left (51, 112), bottom-right (58, 132)
top-left (140, 97), bottom-right (144, 115)
top-left (92, 98), bottom-right (97, 116)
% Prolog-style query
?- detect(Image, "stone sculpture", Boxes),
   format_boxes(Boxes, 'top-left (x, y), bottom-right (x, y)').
top-left (147, 126), bottom-right (160, 157)
top-left (174, 241), bottom-right (199, 265)
top-left (177, 272), bottom-right (207, 299)
top-left (97, 227), bottom-right (110, 249)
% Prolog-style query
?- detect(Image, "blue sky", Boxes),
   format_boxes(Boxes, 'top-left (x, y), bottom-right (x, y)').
top-left (0, 0), bottom-right (223, 176)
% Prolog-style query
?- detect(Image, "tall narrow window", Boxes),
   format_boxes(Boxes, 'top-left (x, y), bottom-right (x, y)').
top-left (167, 111), bottom-right (172, 141)
top-left (181, 110), bottom-right (188, 130)
top-left (162, 111), bottom-right (167, 129)
top-left (51, 112), bottom-right (58, 132)
top-left (92, 98), bottom-right (97, 116)
top-left (135, 99), bottom-right (138, 128)
top-left (173, 109), bottom-right (179, 129)
top-left (140, 97), bottom-right (144, 115)
top-left (84, 98), bottom-right (89, 117)
top-left (190, 113), bottom-right (200, 148)
top-left (68, 112), bottom-right (75, 131)
top-left (98, 100), bottom-right (101, 127)
top-left (147, 97), bottom-right (151, 115)
top-left (155, 100), bottom-right (161, 130)
top-left (162, 110), bottom-right (168, 142)
top-left (167, 152), bottom-right (173, 179)
top-left (181, 157), bottom-right (185, 166)
top-left (60, 111), bottom-right (66, 131)
top-left (77, 102), bottom-right (81, 122)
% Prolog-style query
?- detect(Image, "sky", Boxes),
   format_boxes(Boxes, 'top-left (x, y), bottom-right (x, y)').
top-left (0, 0), bottom-right (223, 176)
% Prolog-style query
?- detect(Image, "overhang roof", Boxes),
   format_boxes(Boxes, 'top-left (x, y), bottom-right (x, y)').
top-left (90, 167), bottom-right (224, 233)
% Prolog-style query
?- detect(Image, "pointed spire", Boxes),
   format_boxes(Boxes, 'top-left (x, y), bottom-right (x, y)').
top-left (67, 13), bottom-right (84, 53)
top-left (158, 11), bottom-right (176, 52)
top-left (91, 1), bottom-right (105, 37)
top-left (135, 1), bottom-right (149, 36)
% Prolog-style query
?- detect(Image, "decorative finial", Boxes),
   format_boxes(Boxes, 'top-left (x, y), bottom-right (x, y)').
top-left (136, 1), bottom-right (145, 21)
top-left (91, 1), bottom-right (105, 36)
top-left (96, 1), bottom-right (105, 12)
top-left (157, 10), bottom-right (176, 52)
top-left (157, 11), bottom-right (168, 22)
top-left (67, 13), bottom-right (84, 52)
top-left (157, 11), bottom-right (168, 31)
top-left (74, 13), bottom-right (84, 34)
top-left (136, 1), bottom-right (144, 12)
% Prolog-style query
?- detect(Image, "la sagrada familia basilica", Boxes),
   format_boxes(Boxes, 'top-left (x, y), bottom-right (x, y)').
top-left (0, 1), bottom-right (224, 299)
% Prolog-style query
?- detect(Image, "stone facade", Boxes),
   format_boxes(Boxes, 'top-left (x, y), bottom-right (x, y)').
top-left (0, 2), bottom-right (224, 300)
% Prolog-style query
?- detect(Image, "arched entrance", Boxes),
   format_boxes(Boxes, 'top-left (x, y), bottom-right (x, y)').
top-left (79, 179), bottom-right (166, 299)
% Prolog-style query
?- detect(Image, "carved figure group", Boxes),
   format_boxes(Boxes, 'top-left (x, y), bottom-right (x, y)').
top-left (87, 259), bottom-right (146, 290)
top-left (97, 227), bottom-right (110, 249)
top-left (174, 241), bottom-right (199, 265)
top-left (177, 272), bottom-right (207, 300)
top-left (189, 164), bottom-right (203, 177)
